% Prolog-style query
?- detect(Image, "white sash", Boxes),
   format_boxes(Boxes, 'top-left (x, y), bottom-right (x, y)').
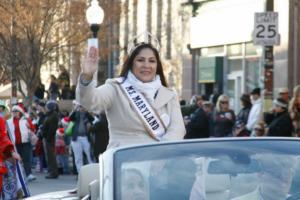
top-left (117, 78), bottom-right (166, 141)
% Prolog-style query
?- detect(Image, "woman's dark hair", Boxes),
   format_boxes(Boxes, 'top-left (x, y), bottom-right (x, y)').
top-left (120, 43), bottom-right (168, 87)
top-left (240, 94), bottom-right (252, 108)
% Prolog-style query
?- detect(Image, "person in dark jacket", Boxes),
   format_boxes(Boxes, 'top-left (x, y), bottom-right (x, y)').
top-left (266, 98), bottom-right (293, 137)
top-left (34, 80), bottom-right (45, 100)
top-left (58, 65), bottom-right (70, 88)
top-left (48, 75), bottom-right (60, 100)
top-left (35, 100), bottom-right (48, 172)
top-left (184, 96), bottom-right (210, 139)
top-left (234, 94), bottom-right (252, 137)
top-left (61, 83), bottom-right (73, 100)
top-left (211, 95), bottom-right (236, 137)
top-left (42, 101), bottom-right (59, 178)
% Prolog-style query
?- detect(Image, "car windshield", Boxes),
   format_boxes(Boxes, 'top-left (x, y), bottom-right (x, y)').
top-left (114, 139), bottom-right (300, 200)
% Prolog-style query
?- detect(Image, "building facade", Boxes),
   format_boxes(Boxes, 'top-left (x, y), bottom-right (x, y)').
top-left (187, 0), bottom-right (295, 112)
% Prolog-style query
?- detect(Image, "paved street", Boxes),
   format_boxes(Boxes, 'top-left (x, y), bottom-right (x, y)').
top-left (27, 171), bottom-right (77, 196)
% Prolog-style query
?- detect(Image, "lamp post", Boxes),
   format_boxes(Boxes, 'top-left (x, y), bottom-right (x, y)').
top-left (86, 0), bottom-right (104, 43)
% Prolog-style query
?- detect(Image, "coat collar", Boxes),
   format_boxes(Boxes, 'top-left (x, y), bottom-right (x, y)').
top-left (153, 86), bottom-right (175, 109)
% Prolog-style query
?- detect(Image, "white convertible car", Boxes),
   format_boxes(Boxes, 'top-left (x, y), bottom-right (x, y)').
top-left (26, 137), bottom-right (300, 200)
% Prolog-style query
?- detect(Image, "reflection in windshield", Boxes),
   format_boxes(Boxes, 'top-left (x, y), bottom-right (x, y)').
top-left (121, 168), bottom-right (148, 200)
top-left (115, 140), bottom-right (300, 200)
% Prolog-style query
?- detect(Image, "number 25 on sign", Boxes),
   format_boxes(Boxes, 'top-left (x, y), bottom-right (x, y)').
top-left (253, 12), bottom-right (280, 46)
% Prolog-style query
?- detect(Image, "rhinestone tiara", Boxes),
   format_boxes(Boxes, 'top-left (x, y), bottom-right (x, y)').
top-left (127, 31), bottom-right (160, 55)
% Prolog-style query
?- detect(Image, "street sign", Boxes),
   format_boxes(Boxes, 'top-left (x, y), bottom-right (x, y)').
top-left (253, 12), bottom-right (280, 46)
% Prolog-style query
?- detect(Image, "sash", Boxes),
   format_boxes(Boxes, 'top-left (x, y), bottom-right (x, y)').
top-left (117, 78), bottom-right (166, 141)
top-left (6, 122), bottom-right (30, 198)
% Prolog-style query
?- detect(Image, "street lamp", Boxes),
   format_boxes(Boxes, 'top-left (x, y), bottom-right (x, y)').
top-left (85, 0), bottom-right (104, 81)
top-left (86, 0), bottom-right (104, 39)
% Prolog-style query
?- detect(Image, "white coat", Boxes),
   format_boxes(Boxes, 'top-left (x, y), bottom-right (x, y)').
top-left (246, 98), bottom-right (262, 133)
top-left (76, 78), bottom-right (186, 148)
top-left (7, 117), bottom-right (30, 144)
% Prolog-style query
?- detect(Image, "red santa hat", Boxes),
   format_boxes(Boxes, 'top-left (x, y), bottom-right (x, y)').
top-left (56, 128), bottom-right (64, 137)
top-left (12, 105), bottom-right (25, 115)
top-left (61, 117), bottom-right (70, 126)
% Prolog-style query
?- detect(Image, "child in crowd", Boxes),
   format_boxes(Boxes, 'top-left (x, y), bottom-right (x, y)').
top-left (55, 127), bottom-right (69, 174)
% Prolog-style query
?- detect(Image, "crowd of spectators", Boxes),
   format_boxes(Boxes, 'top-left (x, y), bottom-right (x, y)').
top-left (183, 86), bottom-right (298, 139)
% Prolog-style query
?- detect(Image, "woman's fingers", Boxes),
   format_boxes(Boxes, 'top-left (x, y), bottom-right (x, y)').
top-left (88, 47), bottom-right (98, 60)
top-left (81, 47), bottom-right (99, 76)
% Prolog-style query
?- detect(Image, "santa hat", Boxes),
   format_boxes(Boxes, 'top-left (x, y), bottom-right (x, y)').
top-left (12, 105), bottom-right (25, 115)
top-left (56, 128), bottom-right (64, 137)
top-left (18, 103), bottom-right (27, 113)
top-left (61, 117), bottom-right (70, 126)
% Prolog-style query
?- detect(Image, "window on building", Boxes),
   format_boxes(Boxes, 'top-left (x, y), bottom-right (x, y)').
top-left (246, 42), bottom-right (261, 56)
top-left (201, 46), bottom-right (224, 56)
top-left (228, 44), bottom-right (242, 57)
top-left (227, 59), bottom-right (242, 73)
top-left (245, 57), bottom-right (261, 93)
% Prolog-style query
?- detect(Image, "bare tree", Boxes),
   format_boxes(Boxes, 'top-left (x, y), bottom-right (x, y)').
top-left (0, 0), bottom-right (88, 101)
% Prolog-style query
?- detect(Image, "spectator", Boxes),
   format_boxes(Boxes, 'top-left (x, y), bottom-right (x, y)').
top-left (289, 85), bottom-right (300, 137)
top-left (211, 95), bottom-right (235, 137)
top-left (42, 101), bottom-right (59, 178)
top-left (202, 101), bottom-right (213, 115)
top-left (278, 87), bottom-right (289, 103)
top-left (234, 94), bottom-right (252, 137)
top-left (6, 105), bottom-right (36, 181)
top-left (55, 127), bottom-right (69, 174)
top-left (60, 116), bottom-right (71, 173)
top-left (202, 101), bottom-right (214, 135)
top-left (181, 95), bottom-right (199, 118)
top-left (34, 100), bottom-right (47, 173)
top-left (180, 100), bottom-right (186, 106)
top-left (58, 65), bottom-right (70, 88)
top-left (266, 98), bottom-right (293, 137)
top-left (34, 80), bottom-right (45, 100)
top-left (69, 104), bottom-right (94, 172)
top-left (0, 108), bottom-right (21, 199)
top-left (70, 85), bottom-right (76, 99)
top-left (184, 96), bottom-right (210, 139)
top-left (61, 83), bottom-right (73, 100)
top-left (246, 88), bottom-right (263, 136)
top-left (48, 75), bottom-right (60, 100)
top-left (209, 93), bottom-right (220, 108)
top-left (0, 100), bottom-right (9, 120)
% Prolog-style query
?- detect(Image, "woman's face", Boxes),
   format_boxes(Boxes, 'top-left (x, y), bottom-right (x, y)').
top-left (220, 98), bottom-right (229, 111)
top-left (12, 110), bottom-right (21, 118)
top-left (132, 48), bottom-right (157, 83)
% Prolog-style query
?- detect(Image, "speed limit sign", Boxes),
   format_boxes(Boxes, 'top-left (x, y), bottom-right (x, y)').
top-left (253, 12), bottom-right (280, 46)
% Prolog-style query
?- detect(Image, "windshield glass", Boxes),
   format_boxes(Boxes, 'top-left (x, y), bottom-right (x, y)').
top-left (114, 139), bottom-right (300, 200)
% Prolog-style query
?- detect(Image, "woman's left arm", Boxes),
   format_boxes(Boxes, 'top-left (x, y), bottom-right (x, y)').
top-left (163, 96), bottom-right (186, 140)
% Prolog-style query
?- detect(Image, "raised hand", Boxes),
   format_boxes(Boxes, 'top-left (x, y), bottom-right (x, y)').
top-left (81, 46), bottom-right (99, 80)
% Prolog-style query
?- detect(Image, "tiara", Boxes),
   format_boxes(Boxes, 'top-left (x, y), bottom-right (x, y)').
top-left (127, 31), bottom-right (160, 55)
